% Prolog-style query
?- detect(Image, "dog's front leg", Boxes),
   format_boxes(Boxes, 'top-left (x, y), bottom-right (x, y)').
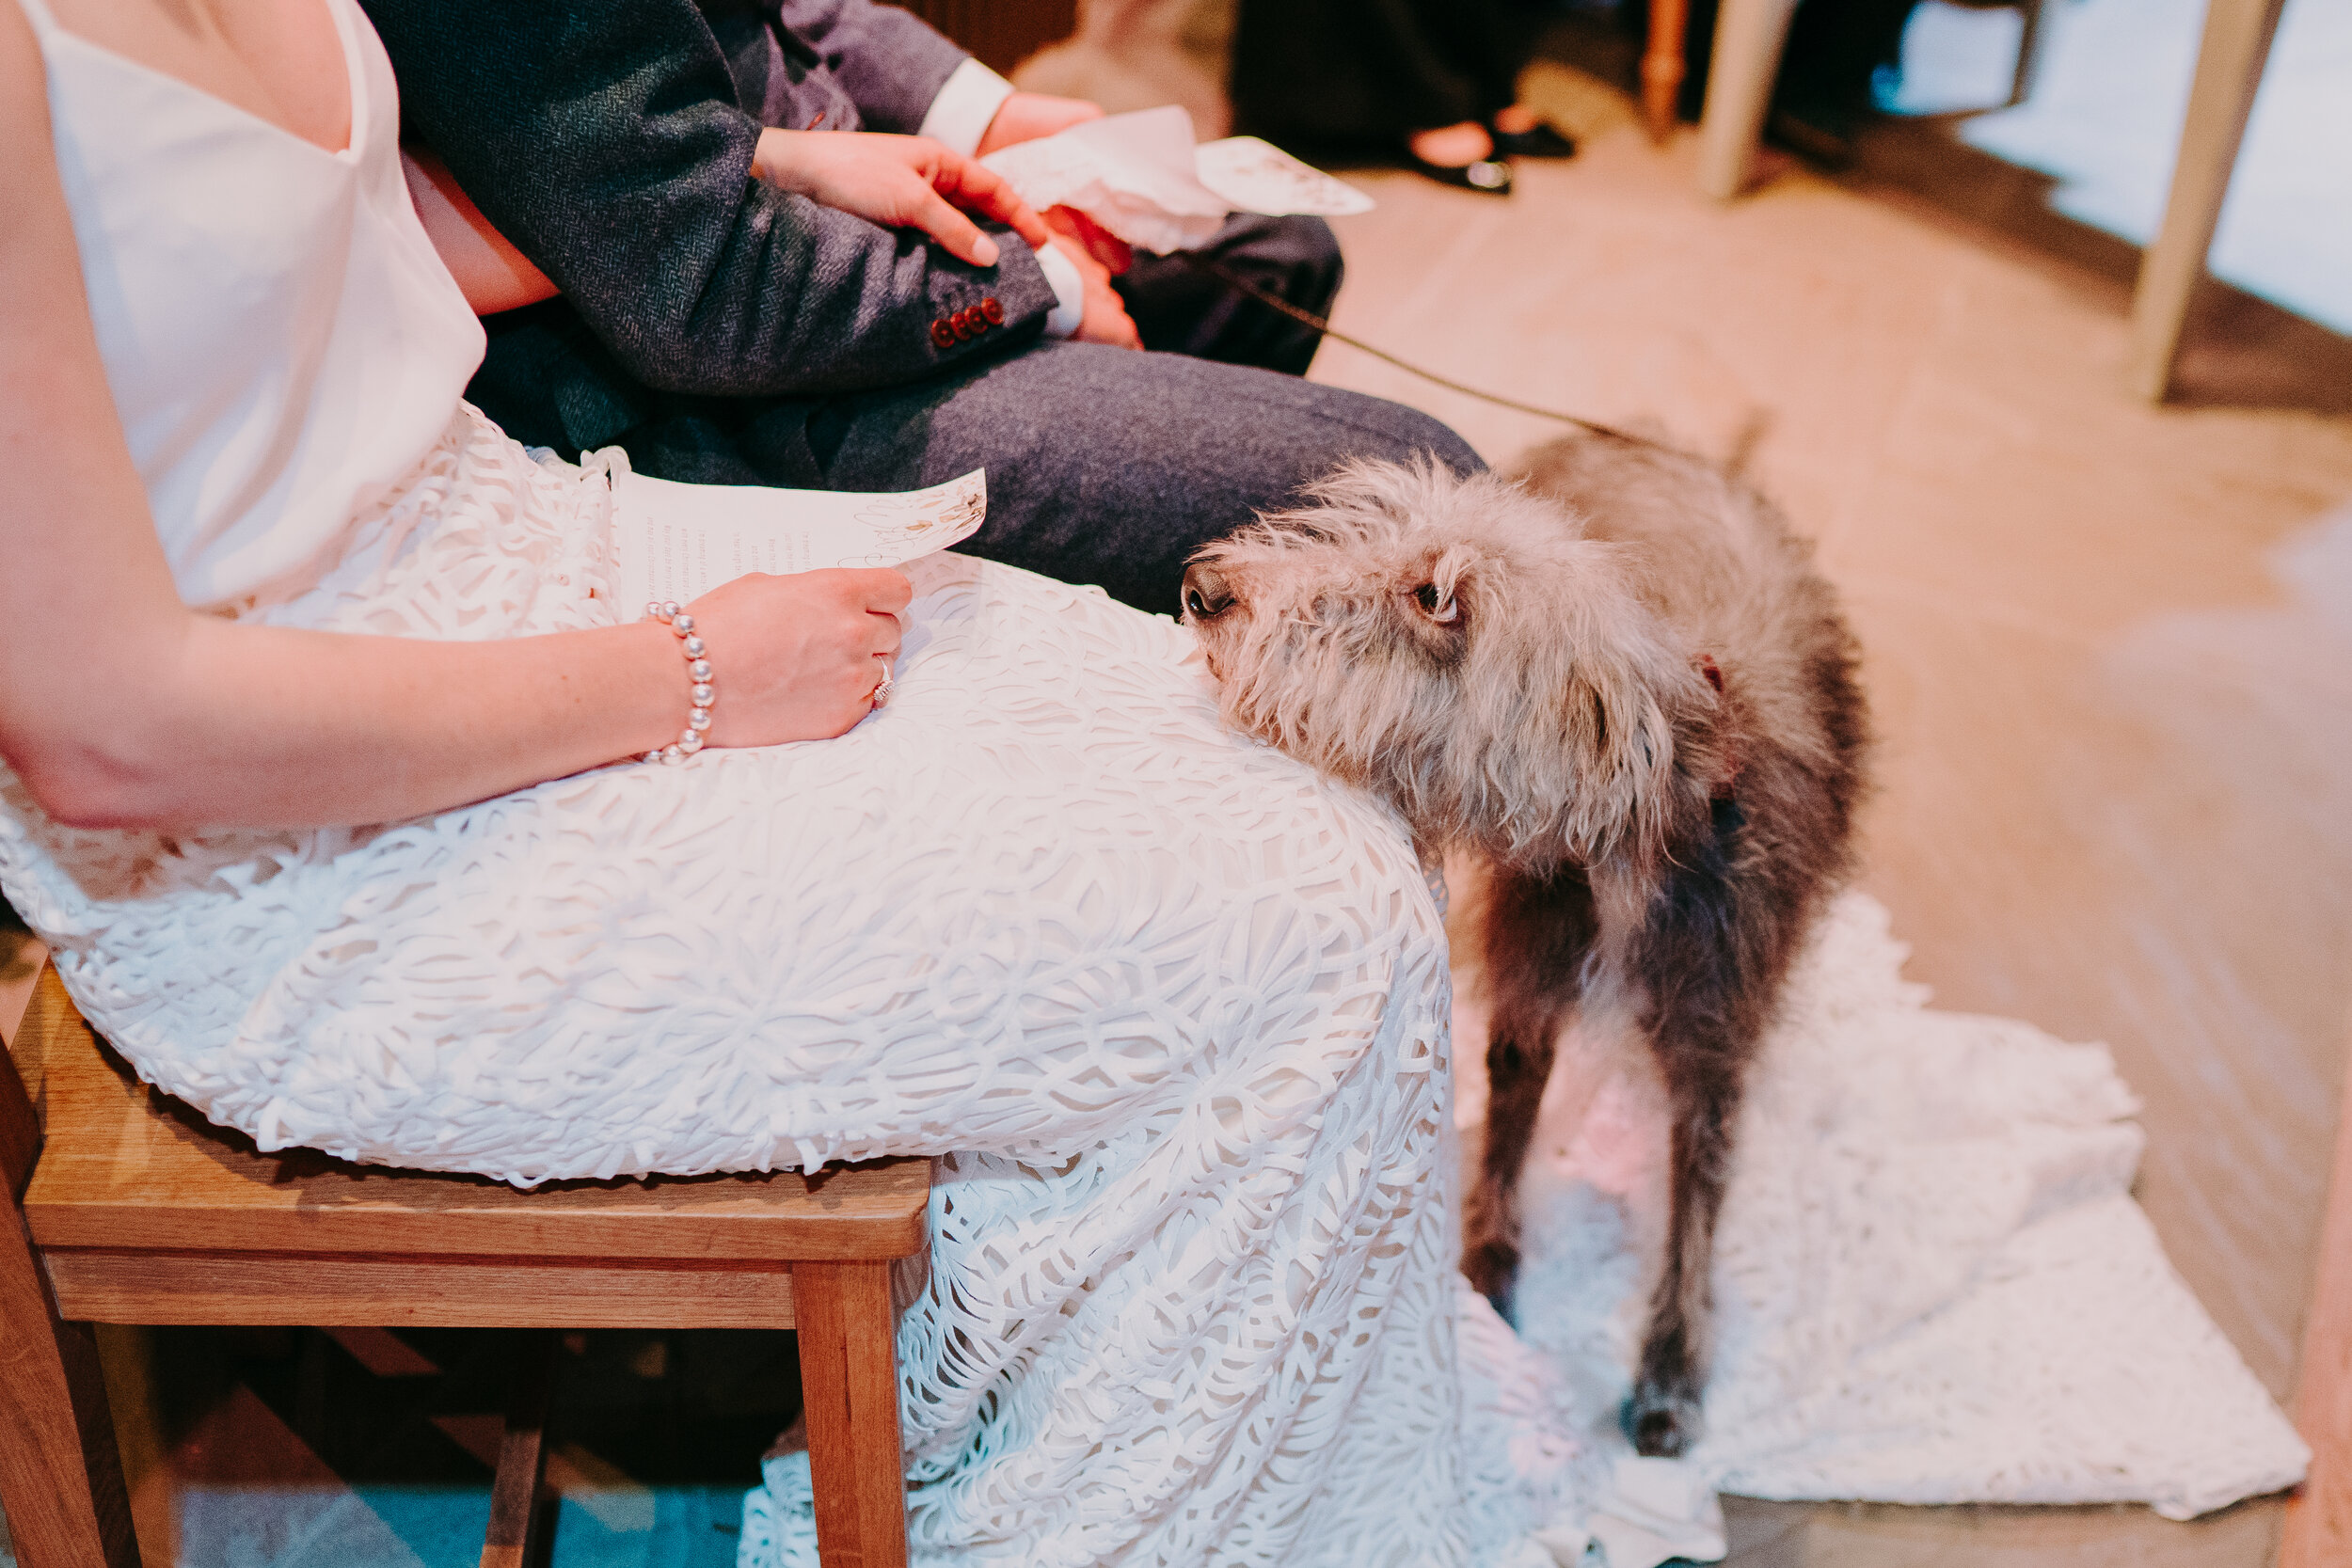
top-left (1464, 1004), bottom-right (1556, 1312)
top-left (1463, 863), bottom-right (1598, 1313)
top-left (1627, 1052), bottom-right (1739, 1457)
top-left (1610, 824), bottom-right (1759, 1459)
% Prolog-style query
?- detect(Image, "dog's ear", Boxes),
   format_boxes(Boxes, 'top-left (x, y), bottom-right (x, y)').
top-left (1400, 543), bottom-right (1481, 660)
top-left (1480, 552), bottom-right (1712, 873)
top-left (1422, 544), bottom-right (1478, 616)
top-left (1554, 641), bottom-right (1689, 863)
top-left (1680, 655), bottom-right (1740, 798)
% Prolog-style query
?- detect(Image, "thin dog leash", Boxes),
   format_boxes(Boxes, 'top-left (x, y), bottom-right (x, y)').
top-left (1172, 249), bottom-right (1648, 443)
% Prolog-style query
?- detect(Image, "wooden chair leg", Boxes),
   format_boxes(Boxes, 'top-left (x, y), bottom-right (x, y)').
top-left (2008, 0), bottom-right (2049, 106)
top-left (0, 1025), bottom-right (136, 1568)
top-left (1694, 0), bottom-right (1802, 200)
top-left (1642, 0), bottom-right (1692, 143)
top-left (2280, 1012), bottom-right (2352, 1566)
top-left (2125, 0), bottom-right (2288, 402)
top-left (796, 1261), bottom-right (908, 1568)
top-left (481, 1330), bottom-right (557, 1568)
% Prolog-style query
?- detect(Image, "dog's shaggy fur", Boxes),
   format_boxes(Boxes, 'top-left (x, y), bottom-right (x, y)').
top-left (1183, 431), bottom-right (1869, 1456)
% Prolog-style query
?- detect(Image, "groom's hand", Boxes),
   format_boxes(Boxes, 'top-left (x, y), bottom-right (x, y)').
top-left (750, 130), bottom-right (1050, 267)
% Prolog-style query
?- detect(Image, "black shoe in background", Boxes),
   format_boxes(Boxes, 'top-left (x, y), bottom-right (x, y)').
top-left (1488, 119), bottom-right (1578, 159)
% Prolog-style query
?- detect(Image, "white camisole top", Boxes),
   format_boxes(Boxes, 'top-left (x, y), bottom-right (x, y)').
top-left (20, 0), bottom-right (485, 610)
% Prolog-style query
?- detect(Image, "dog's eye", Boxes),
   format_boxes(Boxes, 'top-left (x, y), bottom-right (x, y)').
top-left (1415, 582), bottom-right (1459, 624)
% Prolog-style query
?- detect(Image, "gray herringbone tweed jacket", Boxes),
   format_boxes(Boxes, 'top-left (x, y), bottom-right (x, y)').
top-left (360, 0), bottom-right (1060, 454)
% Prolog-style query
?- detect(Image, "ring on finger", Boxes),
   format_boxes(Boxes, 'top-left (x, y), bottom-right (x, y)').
top-left (871, 659), bottom-right (895, 708)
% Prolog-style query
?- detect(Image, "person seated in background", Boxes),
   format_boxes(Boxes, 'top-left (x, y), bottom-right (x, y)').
top-left (1229, 0), bottom-right (1579, 197)
top-left (363, 0), bottom-right (1481, 612)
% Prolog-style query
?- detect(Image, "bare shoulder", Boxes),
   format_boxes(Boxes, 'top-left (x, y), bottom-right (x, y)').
top-left (0, 0), bottom-right (94, 388)
top-left (0, 0), bottom-right (42, 110)
top-left (0, 0), bottom-right (63, 232)
top-left (0, 0), bottom-right (160, 586)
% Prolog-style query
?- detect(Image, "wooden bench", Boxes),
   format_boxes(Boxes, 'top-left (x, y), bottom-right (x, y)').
top-left (0, 959), bottom-right (927, 1568)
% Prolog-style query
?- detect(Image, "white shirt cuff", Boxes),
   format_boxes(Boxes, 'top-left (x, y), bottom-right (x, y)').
top-left (918, 58), bottom-right (1016, 157)
top-left (1033, 242), bottom-right (1086, 339)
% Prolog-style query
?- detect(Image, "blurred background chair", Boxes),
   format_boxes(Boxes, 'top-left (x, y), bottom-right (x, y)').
top-left (1693, 0), bottom-right (2048, 198)
top-left (2125, 0), bottom-right (2289, 401)
top-left (1690, 0), bottom-right (2287, 404)
top-left (1643, 0), bottom-right (1692, 140)
top-left (1692, 0), bottom-right (1804, 196)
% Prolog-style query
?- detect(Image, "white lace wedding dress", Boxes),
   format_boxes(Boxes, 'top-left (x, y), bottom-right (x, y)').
top-left (0, 0), bottom-right (1573, 1561)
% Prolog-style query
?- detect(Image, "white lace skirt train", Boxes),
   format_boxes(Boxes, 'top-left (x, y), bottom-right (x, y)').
top-left (0, 405), bottom-right (1497, 1565)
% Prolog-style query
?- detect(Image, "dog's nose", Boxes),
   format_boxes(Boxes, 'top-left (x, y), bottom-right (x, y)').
top-left (1182, 562), bottom-right (1235, 621)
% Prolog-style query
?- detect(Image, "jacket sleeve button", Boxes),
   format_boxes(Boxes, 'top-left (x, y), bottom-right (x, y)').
top-left (930, 319), bottom-right (957, 349)
top-left (980, 296), bottom-right (1005, 325)
top-left (952, 311), bottom-right (977, 341)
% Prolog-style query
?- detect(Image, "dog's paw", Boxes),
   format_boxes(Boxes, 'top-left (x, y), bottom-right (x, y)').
top-left (1620, 1382), bottom-right (1702, 1458)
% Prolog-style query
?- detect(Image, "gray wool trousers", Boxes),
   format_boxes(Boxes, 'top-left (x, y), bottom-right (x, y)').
top-left (624, 345), bottom-right (1483, 616)
top-left (470, 213), bottom-right (1484, 614)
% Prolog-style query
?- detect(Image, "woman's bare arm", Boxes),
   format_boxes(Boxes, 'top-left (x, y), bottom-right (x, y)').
top-left (402, 143), bottom-right (559, 315)
top-left (0, 6), bottom-right (905, 833)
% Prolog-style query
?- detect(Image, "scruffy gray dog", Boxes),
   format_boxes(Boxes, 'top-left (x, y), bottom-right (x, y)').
top-left (1181, 430), bottom-right (1869, 1456)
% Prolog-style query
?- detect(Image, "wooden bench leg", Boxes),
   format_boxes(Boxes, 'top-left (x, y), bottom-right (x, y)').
top-left (0, 1216), bottom-right (137, 1567)
top-left (0, 1040), bottom-right (136, 1568)
top-left (481, 1330), bottom-right (556, 1568)
top-left (796, 1261), bottom-right (908, 1568)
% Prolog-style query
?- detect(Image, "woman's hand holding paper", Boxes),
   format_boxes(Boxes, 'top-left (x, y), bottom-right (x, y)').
top-left (687, 568), bottom-right (912, 744)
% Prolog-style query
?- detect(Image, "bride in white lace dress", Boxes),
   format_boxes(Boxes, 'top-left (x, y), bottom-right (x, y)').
top-left (0, 0), bottom-right (1569, 1561)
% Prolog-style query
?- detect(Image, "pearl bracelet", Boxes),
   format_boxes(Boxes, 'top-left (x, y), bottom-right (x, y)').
top-left (643, 600), bottom-right (715, 765)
